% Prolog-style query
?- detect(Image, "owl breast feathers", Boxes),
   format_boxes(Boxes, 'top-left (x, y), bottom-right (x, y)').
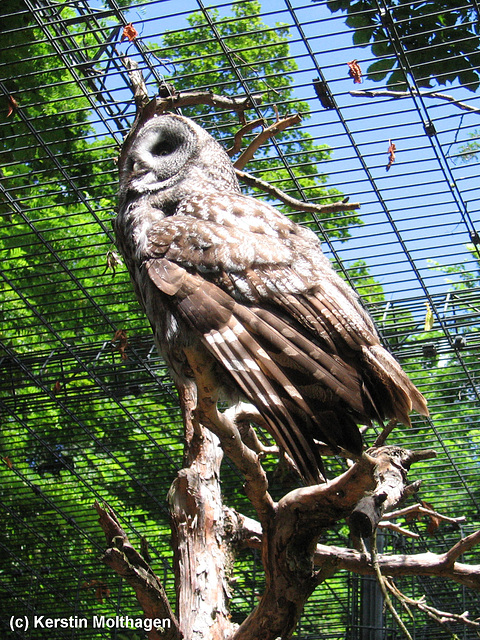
top-left (114, 112), bottom-right (428, 484)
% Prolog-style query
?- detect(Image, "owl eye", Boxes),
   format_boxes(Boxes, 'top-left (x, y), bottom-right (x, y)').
top-left (149, 129), bottom-right (185, 158)
top-left (150, 139), bottom-right (174, 157)
top-left (128, 118), bottom-right (194, 184)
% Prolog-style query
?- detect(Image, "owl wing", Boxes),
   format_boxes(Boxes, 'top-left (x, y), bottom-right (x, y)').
top-left (141, 196), bottom-right (427, 483)
top-left (145, 255), bottom-right (358, 484)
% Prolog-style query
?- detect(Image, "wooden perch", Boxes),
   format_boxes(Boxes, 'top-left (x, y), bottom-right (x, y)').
top-left (152, 89), bottom-right (263, 115)
top-left (229, 447), bottom-right (428, 640)
top-left (94, 501), bottom-right (181, 640)
top-left (235, 514), bottom-right (480, 593)
top-left (183, 345), bottom-right (275, 527)
top-left (96, 301), bottom-right (446, 640)
top-left (168, 335), bottom-right (433, 639)
top-left (313, 530), bottom-right (480, 592)
top-left (386, 502), bottom-right (466, 527)
top-left (349, 447), bottom-right (436, 538)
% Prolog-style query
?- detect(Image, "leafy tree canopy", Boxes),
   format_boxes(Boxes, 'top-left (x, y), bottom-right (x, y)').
top-left (325, 0), bottom-right (480, 91)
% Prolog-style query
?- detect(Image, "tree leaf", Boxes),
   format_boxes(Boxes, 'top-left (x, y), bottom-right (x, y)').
top-left (366, 57), bottom-right (396, 81)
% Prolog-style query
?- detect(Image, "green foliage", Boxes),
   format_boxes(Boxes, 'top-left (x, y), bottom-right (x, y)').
top-left (1, 2), bottom-right (97, 177)
top-left (325, 0), bottom-right (480, 91)
top-left (0, 1), bottom-right (175, 632)
top-left (457, 130), bottom-right (480, 163)
top-left (341, 259), bottom-right (386, 304)
top-left (0, 2), bottom-right (131, 352)
top-left (390, 249), bottom-right (480, 521)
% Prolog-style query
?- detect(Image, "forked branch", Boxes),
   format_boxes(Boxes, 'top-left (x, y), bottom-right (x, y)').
top-left (233, 114), bottom-right (302, 169)
top-left (231, 447), bottom-right (426, 640)
top-left (94, 502), bottom-right (181, 640)
top-left (386, 578), bottom-right (480, 631)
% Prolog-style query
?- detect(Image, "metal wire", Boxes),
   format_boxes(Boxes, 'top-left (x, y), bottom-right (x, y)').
top-left (1, 1), bottom-right (479, 638)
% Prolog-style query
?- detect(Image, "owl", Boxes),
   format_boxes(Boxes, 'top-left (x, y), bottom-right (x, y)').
top-left (114, 112), bottom-right (428, 484)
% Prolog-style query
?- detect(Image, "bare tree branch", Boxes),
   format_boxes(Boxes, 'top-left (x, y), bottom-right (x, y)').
top-left (370, 531), bottom-right (413, 640)
top-left (152, 90), bottom-right (263, 115)
top-left (122, 56), bottom-right (149, 110)
top-left (378, 521), bottom-right (420, 538)
top-left (313, 536), bottom-right (480, 592)
top-left (444, 529), bottom-right (480, 565)
top-left (386, 503), bottom-right (466, 527)
top-left (230, 447), bottom-right (424, 640)
top-left (233, 114), bottom-right (302, 169)
top-left (234, 515), bottom-right (480, 593)
top-left (227, 119), bottom-right (265, 157)
top-left (350, 89), bottom-right (480, 115)
top-left (224, 403), bottom-right (279, 455)
top-left (374, 418), bottom-right (397, 447)
top-left (94, 502), bottom-right (181, 640)
top-left (349, 447), bottom-right (436, 539)
top-left (236, 168), bottom-right (360, 214)
top-left (183, 345), bottom-right (275, 527)
top-left (386, 578), bottom-right (480, 633)
top-left (121, 57), bottom-right (263, 114)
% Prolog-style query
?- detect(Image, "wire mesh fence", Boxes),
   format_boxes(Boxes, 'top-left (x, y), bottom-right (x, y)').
top-left (1, 0), bottom-right (479, 638)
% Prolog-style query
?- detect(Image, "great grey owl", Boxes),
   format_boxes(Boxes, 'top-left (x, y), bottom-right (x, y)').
top-left (114, 112), bottom-right (428, 484)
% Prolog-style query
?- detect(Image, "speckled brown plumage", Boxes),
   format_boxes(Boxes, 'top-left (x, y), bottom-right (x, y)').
top-left (114, 113), bottom-right (428, 484)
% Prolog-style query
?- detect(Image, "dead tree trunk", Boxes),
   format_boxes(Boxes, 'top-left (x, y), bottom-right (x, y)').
top-left (167, 383), bottom-right (236, 640)
top-left (94, 419), bottom-right (480, 640)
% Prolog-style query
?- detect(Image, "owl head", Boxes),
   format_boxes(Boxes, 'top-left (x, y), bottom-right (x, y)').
top-left (118, 113), bottom-right (239, 210)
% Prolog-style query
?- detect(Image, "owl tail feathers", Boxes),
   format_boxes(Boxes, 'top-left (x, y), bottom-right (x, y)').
top-left (310, 409), bottom-right (364, 458)
top-left (282, 436), bottom-right (326, 486)
top-left (362, 345), bottom-right (429, 425)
